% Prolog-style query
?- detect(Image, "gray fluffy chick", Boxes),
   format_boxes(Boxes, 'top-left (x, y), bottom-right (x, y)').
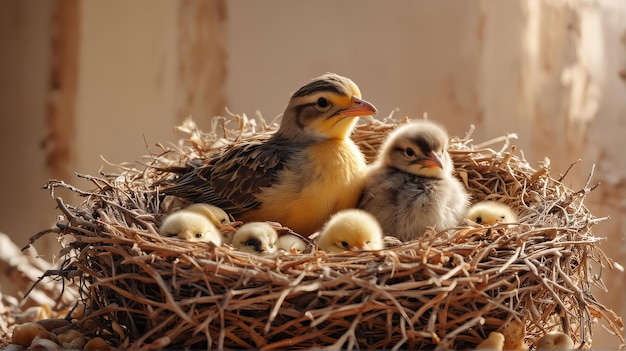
top-left (358, 119), bottom-right (470, 241)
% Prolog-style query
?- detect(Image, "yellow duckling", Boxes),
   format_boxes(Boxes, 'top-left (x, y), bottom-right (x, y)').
top-left (317, 209), bottom-right (384, 252)
top-left (231, 222), bottom-right (278, 254)
top-left (466, 200), bottom-right (518, 225)
top-left (276, 233), bottom-right (307, 253)
top-left (535, 332), bottom-right (573, 350)
top-left (159, 206), bottom-right (222, 245)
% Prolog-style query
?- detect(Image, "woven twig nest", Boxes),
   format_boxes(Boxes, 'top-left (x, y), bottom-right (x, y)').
top-left (29, 114), bottom-right (623, 350)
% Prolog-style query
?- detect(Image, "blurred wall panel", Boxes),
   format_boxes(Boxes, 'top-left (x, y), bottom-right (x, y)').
top-left (0, 1), bottom-right (59, 257)
top-left (72, 0), bottom-right (227, 193)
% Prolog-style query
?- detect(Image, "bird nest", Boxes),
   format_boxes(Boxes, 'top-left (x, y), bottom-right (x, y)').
top-left (27, 114), bottom-right (623, 350)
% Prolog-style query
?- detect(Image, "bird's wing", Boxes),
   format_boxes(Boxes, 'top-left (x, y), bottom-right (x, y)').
top-left (161, 135), bottom-right (292, 215)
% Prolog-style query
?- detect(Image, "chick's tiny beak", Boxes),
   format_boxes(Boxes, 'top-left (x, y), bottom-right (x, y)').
top-left (337, 96), bottom-right (377, 118)
top-left (418, 151), bottom-right (444, 169)
top-left (354, 242), bottom-right (369, 251)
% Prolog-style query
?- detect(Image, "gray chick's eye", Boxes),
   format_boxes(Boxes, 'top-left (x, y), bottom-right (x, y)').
top-left (404, 148), bottom-right (416, 157)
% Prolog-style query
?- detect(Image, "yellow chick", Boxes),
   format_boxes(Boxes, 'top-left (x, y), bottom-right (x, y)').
top-left (502, 320), bottom-right (527, 350)
top-left (475, 332), bottom-right (505, 350)
top-left (317, 209), bottom-right (384, 252)
top-left (358, 119), bottom-right (470, 241)
top-left (276, 233), bottom-right (307, 253)
top-left (231, 222), bottom-right (278, 254)
top-left (162, 73), bottom-right (377, 237)
top-left (183, 203), bottom-right (236, 243)
top-left (535, 332), bottom-right (573, 350)
top-left (159, 209), bottom-right (222, 245)
top-left (466, 200), bottom-right (518, 225)
top-left (184, 203), bottom-right (232, 225)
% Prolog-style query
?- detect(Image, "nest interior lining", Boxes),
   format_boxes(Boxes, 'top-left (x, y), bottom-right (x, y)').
top-left (29, 114), bottom-right (624, 350)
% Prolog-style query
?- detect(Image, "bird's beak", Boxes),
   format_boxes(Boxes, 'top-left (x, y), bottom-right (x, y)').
top-left (418, 151), bottom-right (444, 169)
top-left (354, 243), bottom-right (369, 251)
top-left (179, 231), bottom-right (192, 240)
top-left (337, 96), bottom-right (377, 118)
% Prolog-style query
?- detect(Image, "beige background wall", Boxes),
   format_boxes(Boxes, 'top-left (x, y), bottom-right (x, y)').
top-left (0, 0), bottom-right (623, 348)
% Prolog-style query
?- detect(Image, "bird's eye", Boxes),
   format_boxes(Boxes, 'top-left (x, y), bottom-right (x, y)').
top-left (316, 97), bottom-right (332, 111)
top-left (341, 241), bottom-right (349, 248)
top-left (476, 216), bottom-right (482, 224)
top-left (245, 240), bottom-right (255, 246)
top-left (195, 233), bottom-right (203, 238)
top-left (404, 148), bottom-right (416, 158)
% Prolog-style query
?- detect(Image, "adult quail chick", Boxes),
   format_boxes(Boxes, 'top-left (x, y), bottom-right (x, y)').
top-left (231, 222), bottom-right (278, 254)
top-left (466, 200), bottom-right (518, 225)
top-left (159, 208), bottom-right (223, 245)
top-left (317, 209), bottom-right (384, 252)
top-left (162, 73), bottom-right (377, 236)
top-left (358, 119), bottom-right (470, 241)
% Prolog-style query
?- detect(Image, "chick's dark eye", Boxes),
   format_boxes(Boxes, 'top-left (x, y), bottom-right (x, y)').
top-left (317, 97), bottom-right (329, 108)
top-left (341, 241), bottom-right (349, 248)
top-left (196, 233), bottom-right (203, 238)
top-left (404, 148), bottom-right (416, 157)
top-left (476, 217), bottom-right (482, 224)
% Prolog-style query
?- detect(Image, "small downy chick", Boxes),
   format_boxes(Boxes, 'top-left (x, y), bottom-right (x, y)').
top-left (232, 222), bottom-right (278, 254)
top-left (535, 332), bottom-right (573, 350)
top-left (159, 209), bottom-right (222, 245)
top-left (276, 233), bottom-right (307, 253)
top-left (466, 201), bottom-right (518, 225)
top-left (358, 119), bottom-right (470, 241)
top-left (184, 203), bottom-right (236, 243)
top-left (317, 209), bottom-right (384, 252)
top-left (184, 203), bottom-right (232, 226)
top-left (475, 332), bottom-right (505, 350)
top-left (502, 320), bottom-right (527, 350)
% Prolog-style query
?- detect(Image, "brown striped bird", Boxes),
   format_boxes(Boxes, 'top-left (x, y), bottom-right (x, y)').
top-left (162, 73), bottom-right (376, 236)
